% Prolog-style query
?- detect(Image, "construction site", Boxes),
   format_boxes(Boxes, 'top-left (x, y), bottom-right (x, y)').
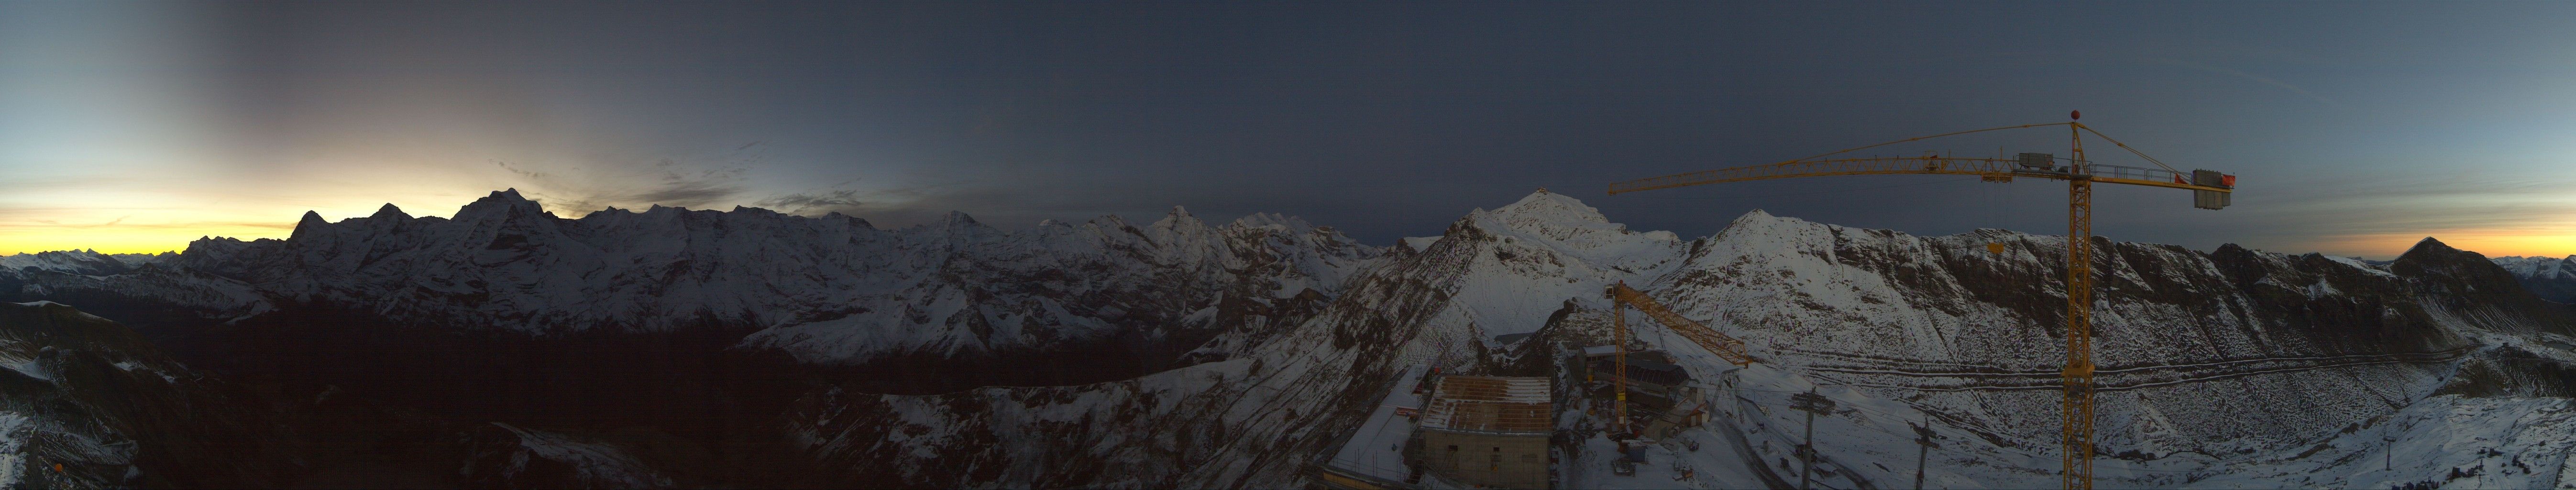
top-left (1311, 114), bottom-right (2240, 490)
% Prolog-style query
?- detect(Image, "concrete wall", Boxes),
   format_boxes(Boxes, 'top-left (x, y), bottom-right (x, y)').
top-left (1422, 430), bottom-right (1549, 489)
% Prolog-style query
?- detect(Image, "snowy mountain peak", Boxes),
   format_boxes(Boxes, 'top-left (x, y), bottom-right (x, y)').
top-left (1709, 208), bottom-right (1828, 244)
top-left (1152, 206), bottom-right (1207, 232)
top-left (370, 203), bottom-right (409, 220)
top-left (1488, 189), bottom-right (1612, 225)
top-left (935, 211), bottom-right (993, 235)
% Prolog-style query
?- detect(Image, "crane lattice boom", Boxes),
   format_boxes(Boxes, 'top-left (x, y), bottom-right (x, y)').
top-left (1608, 282), bottom-right (1753, 367)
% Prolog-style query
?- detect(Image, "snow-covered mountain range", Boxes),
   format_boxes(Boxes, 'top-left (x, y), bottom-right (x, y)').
top-left (7, 189), bottom-right (1376, 380)
top-left (2496, 255), bottom-right (2576, 303)
top-left (5, 189), bottom-right (2574, 488)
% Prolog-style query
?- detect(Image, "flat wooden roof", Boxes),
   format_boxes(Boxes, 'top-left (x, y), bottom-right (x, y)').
top-left (1421, 376), bottom-right (1552, 434)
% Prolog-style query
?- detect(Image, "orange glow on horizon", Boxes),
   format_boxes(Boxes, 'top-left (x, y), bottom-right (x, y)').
top-left (0, 183), bottom-right (502, 256)
top-left (0, 222), bottom-right (292, 256)
top-left (2312, 230), bottom-right (2576, 260)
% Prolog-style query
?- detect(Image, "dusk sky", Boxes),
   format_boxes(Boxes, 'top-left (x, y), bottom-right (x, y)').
top-left (6, 1), bottom-right (2574, 259)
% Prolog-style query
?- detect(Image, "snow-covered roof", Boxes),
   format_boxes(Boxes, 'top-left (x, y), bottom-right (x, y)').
top-left (1321, 365), bottom-right (1431, 484)
top-left (1421, 376), bottom-right (1551, 434)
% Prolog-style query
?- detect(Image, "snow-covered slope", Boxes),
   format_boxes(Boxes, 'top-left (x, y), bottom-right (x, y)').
top-left (2496, 255), bottom-right (2576, 303)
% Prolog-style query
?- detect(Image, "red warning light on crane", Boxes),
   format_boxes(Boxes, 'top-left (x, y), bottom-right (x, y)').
top-left (2070, 110), bottom-right (2081, 120)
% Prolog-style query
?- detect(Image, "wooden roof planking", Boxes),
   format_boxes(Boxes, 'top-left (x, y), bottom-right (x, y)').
top-left (1420, 376), bottom-right (1551, 434)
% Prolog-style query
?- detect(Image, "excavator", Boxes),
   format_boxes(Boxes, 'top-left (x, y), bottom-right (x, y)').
top-left (1603, 112), bottom-right (2233, 490)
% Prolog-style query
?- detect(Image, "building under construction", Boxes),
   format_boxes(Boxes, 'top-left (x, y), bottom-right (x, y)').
top-left (1418, 376), bottom-right (1553, 489)
top-left (1311, 368), bottom-right (1555, 490)
top-left (1313, 366), bottom-right (1431, 490)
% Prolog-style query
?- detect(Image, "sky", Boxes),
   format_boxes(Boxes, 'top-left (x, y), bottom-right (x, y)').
top-left (3, 1), bottom-right (2574, 259)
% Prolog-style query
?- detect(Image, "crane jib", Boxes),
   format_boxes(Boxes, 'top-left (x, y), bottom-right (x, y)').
top-left (1604, 156), bottom-right (2232, 208)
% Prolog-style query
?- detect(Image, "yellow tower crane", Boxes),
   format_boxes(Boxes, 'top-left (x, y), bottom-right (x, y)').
top-left (1604, 112), bottom-right (2233, 490)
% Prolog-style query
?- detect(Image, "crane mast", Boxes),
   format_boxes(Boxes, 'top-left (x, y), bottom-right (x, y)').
top-left (1605, 114), bottom-right (2230, 490)
top-left (2062, 123), bottom-right (2097, 490)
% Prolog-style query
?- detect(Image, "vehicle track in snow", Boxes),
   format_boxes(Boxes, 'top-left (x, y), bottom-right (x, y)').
top-left (1788, 347), bottom-right (2477, 392)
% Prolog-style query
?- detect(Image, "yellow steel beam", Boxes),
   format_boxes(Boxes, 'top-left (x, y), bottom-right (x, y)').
top-left (1609, 282), bottom-right (1755, 367)
top-left (1787, 122), bottom-right (2073, 163)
